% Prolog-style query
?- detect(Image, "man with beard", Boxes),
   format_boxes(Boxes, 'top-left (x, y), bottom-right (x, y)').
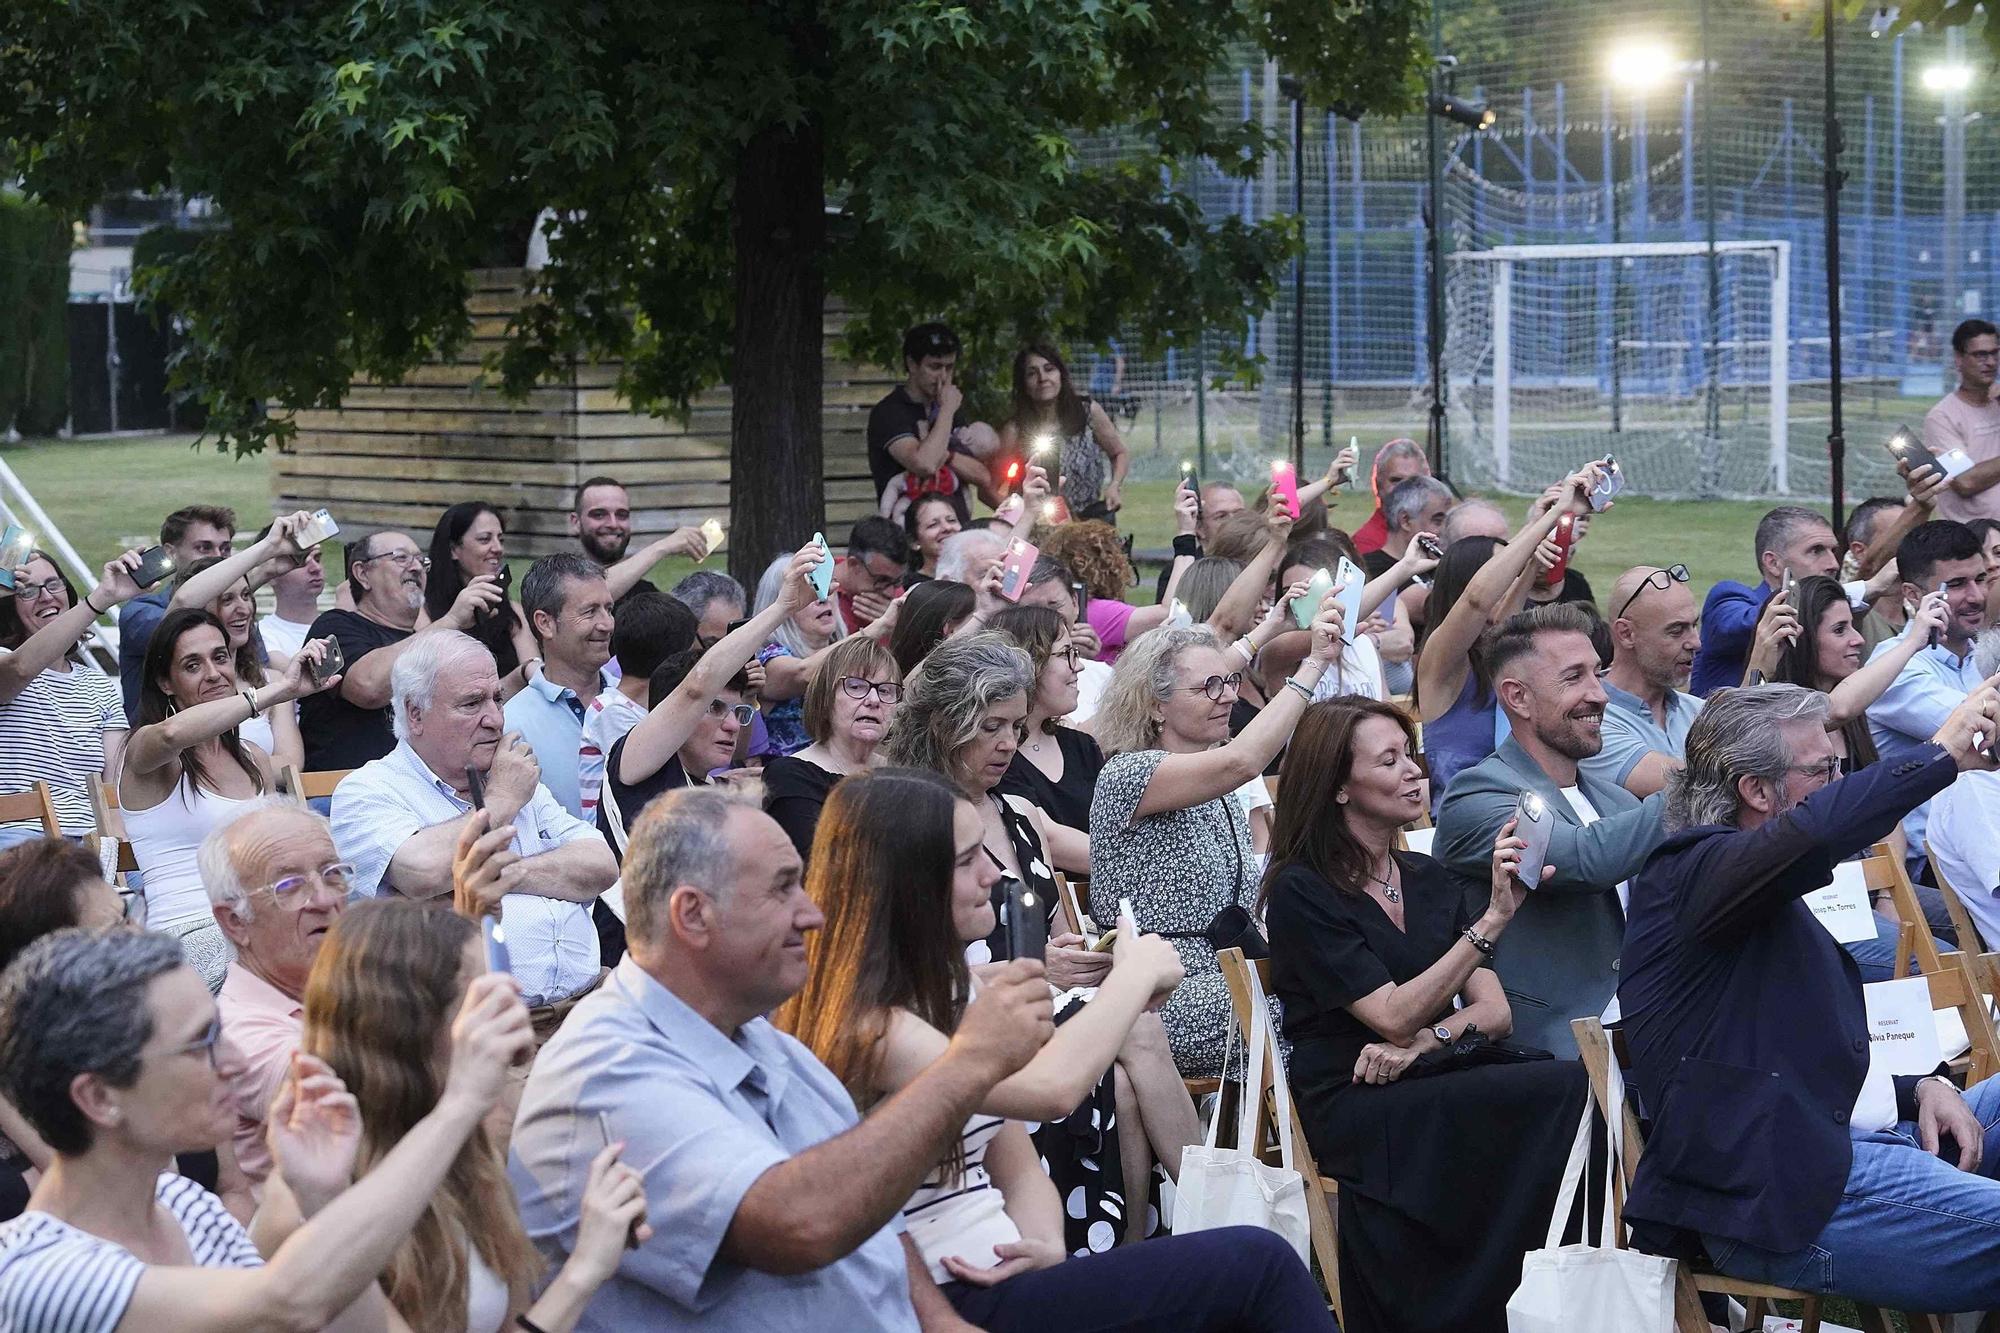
top-left (298, 530), bottom-right (503, 770)
top-left (568, 476), bottom-right (712, 604)
top-left (505, 553), bottom-right (615, 818)
top-left (1432, 602), bottom-right (1668, 1057)
top-left (1584, 564), bottom-right (1704, 798)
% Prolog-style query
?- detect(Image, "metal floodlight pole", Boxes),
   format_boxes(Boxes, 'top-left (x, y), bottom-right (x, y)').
top-left (1287, 77), bottom-right (1308, 474)
top-left (1424, 49), bottom-right (1450, 482)
top-left (1822, 0), bottom-right (1847, 529)
top-left (1701, 0), bottom-right (1723, 492)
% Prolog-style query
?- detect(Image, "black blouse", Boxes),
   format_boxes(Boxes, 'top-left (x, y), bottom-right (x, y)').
top-left (997, 726), bottom-right (1104, 833)
top-left (1266, 852), bottom-right (1479, 1080)
top-left (762, 755), bottom-right (843, 860)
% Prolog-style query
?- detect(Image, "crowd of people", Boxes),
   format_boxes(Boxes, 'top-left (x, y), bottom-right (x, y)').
top-left (9, 318), bottom-right (2000, 1328)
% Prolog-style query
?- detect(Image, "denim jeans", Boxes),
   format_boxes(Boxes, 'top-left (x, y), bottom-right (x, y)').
top-left (1843, 910), bottom-right (1954, 984)
top-left (1704, 1074), bottom-right (2000, 1310)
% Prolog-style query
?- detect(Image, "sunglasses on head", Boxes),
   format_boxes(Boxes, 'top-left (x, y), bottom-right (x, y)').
top-left (1614, 564), bottom-right (1690, 621)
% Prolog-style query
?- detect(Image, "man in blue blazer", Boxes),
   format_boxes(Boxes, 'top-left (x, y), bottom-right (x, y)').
top-left (1434, 603), bottom-right (1668, 1057)
top-left (1621, 680), bottom-right (2000, 1312)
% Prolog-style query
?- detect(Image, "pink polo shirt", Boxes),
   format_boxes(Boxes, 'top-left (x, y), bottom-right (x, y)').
top-left (215, 963), bottom-right (304, 1189)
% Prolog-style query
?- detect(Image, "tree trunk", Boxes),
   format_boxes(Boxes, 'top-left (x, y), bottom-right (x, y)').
top-left (728, 120), bottom-right (826, 593)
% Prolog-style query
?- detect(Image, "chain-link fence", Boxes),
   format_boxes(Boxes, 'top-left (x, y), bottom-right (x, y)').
top-left (1080, 3), bottom-right (2000, 507)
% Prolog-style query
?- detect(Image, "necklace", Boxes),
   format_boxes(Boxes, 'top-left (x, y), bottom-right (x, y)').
top-left (1366, 859), bottom-right (1401, 904)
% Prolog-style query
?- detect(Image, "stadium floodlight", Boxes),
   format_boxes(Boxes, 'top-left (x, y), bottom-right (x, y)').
top-left (1869, 6), bottom-right (1898, 39)
top-left (1923, 62), bottom-right (1974, 95)
top-left (1427, 93), bottom-right (1494, 131)
top-left (1606, 39), bottom-right (1677, 94)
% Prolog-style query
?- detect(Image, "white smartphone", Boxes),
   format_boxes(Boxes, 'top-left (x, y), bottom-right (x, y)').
top-left (294, 508), bottom-right (340, 548)
top-left (1513, 790), bottom-right (1555, 889)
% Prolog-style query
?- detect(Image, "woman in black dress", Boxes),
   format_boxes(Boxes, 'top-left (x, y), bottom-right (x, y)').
top-left (986, 605), bottom-right (1101, 875)
top-left (424, 501), bottom-right (535, 693)
top-left (1263, 697), bottom-right (1587, 1333)
top-left (760, 635), bottom-right (902, 860)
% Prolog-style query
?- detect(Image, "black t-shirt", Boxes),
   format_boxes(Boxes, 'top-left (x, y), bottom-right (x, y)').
top-left (1531, 568), bottom-right (1597, 610)
top-left (761, 754), bottom-right (842, 860)
top-left (596, 735), bottom-right (694, 858)
top-left (996, 727), bottom-right (1105, 833)
top-left (867, 385), bottom-right (969, 517)
top-left (1228, 695), bottom-right (1285, 776)
top-left (1362, 548), bottom-right (1397, 580)
top-left (298, 610), bottom-right (412, 771)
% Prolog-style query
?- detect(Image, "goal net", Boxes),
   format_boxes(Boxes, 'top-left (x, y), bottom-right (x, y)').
top-left (1443, 239), bottom-right (1791, 499)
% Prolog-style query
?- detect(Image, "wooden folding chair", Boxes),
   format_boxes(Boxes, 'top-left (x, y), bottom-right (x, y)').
top-left (1922, 843), bottom-right (2000, 998)
top-left (0, 783), bottom-right (62, 839)
top-left (1864, 842), bottom-right (1949, 978)
top-left (1050, 872), bottom-right (1087, 939)
top-left (1216, 947), bottom-right (1342, 1322)
top-left (279, 765), bottom-right (354, 802)
top-left (1570, 1017), bottom-right (1931, 1333)
top-left (1869, 845), bottom-right (2000, 1083)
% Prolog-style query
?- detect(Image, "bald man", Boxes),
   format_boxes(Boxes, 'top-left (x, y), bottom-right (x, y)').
top-left (1440, 498), bottom-right (1510, 548)
top-left (1579, 565), bottom-right (1704, 798)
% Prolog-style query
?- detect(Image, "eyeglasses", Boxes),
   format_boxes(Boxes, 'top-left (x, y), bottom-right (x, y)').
top-left (839, 677), bottom-right (903, 704)
top-left (1966, 349), bottom-right (2000, 362)
top-left (359, 549), bottom-right (430, 571)
top-left (858, 565), bottom-right (904, 594)
top-left (1053, 647), bottom-right (1081, 670)
top-left (707, 700), bottom-right (756, 726)
top-left (1788, 757), bottom-right (1841, 784)
top-left (251, 861), bottom-right (355, 909)
top-left (13, 578), bottom-right (67, 601)
top-left (1182, 672), bottom-right (1244, 702)
top-left (1613, 564), bottom-right (1691, 621)
top-left (164, 1016), bottom-right (223, 1069)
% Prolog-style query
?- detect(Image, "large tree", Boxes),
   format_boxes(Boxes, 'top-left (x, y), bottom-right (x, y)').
top-left (3, 0), bottom-right (1425, 583)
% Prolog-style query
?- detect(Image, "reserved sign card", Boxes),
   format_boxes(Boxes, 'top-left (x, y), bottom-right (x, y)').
top-left (1807, 861), bottom-right (1878, 945)
top-left (1862, 976), bottom-right (1945, 1077)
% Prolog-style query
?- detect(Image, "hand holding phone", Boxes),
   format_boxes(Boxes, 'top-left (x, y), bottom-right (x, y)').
top-left (1291, 567), bottom-right (1335, 630)
top-left (1180, 461), bottom-right (1202, 519)
top-left (293, 509), bottom-right (339, 549)
top-left (131, 544), bottom-right (178, 590)
top-left (304, 636), bottom-right (344, 689)
top-left (808, 533), bottom-right (835, 601)
top-left (1512, 791), bottom-right (1555, 890)
top-left (998, 538), bottom-right (1038, 602)
top-left (699, 518), bottom-right (726, 558)
top-left (1002, 877), bottom-right (1049, 963)
top-left (1270, 460), bottom-right (1301, 521)
top-left (1932, 580), bottom-right (1950, 649)
top-left (0, 526), bottom-right (31, 590)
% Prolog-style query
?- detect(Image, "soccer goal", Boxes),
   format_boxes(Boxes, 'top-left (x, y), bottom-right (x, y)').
top-left (1444, 239), bottom-right (1791, 498)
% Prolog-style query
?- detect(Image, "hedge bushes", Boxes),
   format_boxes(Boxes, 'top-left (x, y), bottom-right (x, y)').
top-left (0, 194), bottom-right (70, 437)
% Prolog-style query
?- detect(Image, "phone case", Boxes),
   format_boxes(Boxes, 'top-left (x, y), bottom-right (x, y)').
top-left (1333, 556), bottom-right (1366, 643)
top-left (1887, 428), bottom-right (1974, 481)
top-left (1416, 533), bottom-right (1445, 560)
top-left (1514, 792), bottom-right (1555, 887)
top-left (998, 538), bottom-right (1039, 602)
top-left (1163, 598), bottom-right (1194, 629)
top-left (1587, 457), bottom-right (1624, 512)
top-left (0, 525), bottom-right (29, 589)
top-left (294, 509), bottom-right (339, 548)
top-left (1291, 566), bottom-right (1335, 629)
top-left (1270, 460), bottom-right (1300, 520)
top-left (133, 545), bottom-right (177, 590)
top-left (1180, 463), bottom-right (1202, 518)
top-left (1002, 878), bottom-right (1049, 963)
top-left (481, 916), bottom-right (511, 974)
top-left (808, 532), bottom-right (835, 601)
top-left (1545, 515), bottom-right (1575, 584)
top-left (308, 637), bottom-right (344, 686)
top-left (699, 518), bottom-right (726, 554)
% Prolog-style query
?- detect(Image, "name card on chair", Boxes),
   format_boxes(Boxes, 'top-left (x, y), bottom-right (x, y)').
top-left (1807, 862), bottom-right (1878, 945)
top-left (1862, 976), bottom-right (1945, 1077)
top-left (1400, 826), bottom-right (1436, 858)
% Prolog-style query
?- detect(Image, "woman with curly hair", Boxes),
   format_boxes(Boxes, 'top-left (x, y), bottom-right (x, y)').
top-left (1039, 484), bottom-right (1198, 665)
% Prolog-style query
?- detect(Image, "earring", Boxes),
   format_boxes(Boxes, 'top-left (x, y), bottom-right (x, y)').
top-left (1336, 792), bottom-right (1348, 804)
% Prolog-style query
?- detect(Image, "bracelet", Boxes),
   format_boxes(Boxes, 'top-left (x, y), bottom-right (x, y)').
top-left (1463, 926), bottom-right (1496, 957)
top-left (1172, 534), bottom-right (1200, 558)
top-left (241, 689), bottom-right (263, 719)
top-left (1283, 675), bottom-right (1314, 704)
top-left (1234, 636), bottom-right (1257, 664)
top-left (83, 593), bottom-right (106, 616)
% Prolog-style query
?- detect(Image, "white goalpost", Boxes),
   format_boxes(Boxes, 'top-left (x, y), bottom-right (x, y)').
top-left (1445, 239), bottom-right (1792, 496)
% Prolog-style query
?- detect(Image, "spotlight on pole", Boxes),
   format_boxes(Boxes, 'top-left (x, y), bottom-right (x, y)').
top-left (1923, 62), bottom-right (1974, 94)
top-left (1606, 39), bottom-right (1677, 94)
top-left (1869, 6), bottom-right (1898, 39)
top-left (1428, 92), bottom-right (1495, 131)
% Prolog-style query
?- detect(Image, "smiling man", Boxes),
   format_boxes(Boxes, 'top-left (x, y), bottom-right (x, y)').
top-left (330, 630), bottom-right (617, 1039)
top-left (1584, 564), bottom-right (1705, 799)
top-left (1432, 602), bottom-right (1669, 1056)
top-left (569, 476), bottom-right (712, 604)
top-left (205, 798), bottom-right (349, 1190)
top-left (506, 554), bottom-right (615, 819)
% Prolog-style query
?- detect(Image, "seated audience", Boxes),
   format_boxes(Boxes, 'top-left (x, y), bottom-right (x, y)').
top-left (255, 529), bottom-right (326, 663)
top-left (117, 504), bottom-right (235, 723)
top-left (0, 926), bottom-right (529, 1331)
top-left (867, 322), bottom-right (999, 521)
top-left (122, 608), bottom-right (337, 990)
top-left (508, 786), bottom-right (1053, 1330)
top-left (598, 543), bottom-right (822, 853)
top-left (761, 635), bottom-right (902, 859)
top-left (889, 577), bottom-right (974, 676)
top-left (331, 630), bottom-right (617, 1041)
top-left (1042, 489), bottom-right (1198, 665)
top-left (426, 501), bottom-right (537, 689)
top-left (303, 897), bottom-right (646, 1332)
top-left (1619, 682), bottom-right (2000, 1313)
top-left (937, 527), bottom-right (1009, 586)
top-left (1690, 506), bottom-right (1841, 696)
top-left (1014, 555), bottom-right (1113, 720)
top-left (300, 528), bottom-right (501, 771)
top-left (1152, 481), bottom-right (1249, 603)
top-left (783, 768), bottom-right (1325, 1319)
top-left (1922, 627), bottom-right (2000, 948)
top-left (1583, 563), bottom-right (1703, 797)
top-left (1364, 474), bottom-right (1453, 579)
top-left (503, 554), bottom-right (614, 818)
top-left (832, 517), bottom-right (911, 634)
top-left (903, 492), bottom-right (963, 584)
top-left (0, 548), bottom-right (145, 847)
top-left (567, 476), bottom-right (709, 604)
top-left (170, 556), bottom-right (303, 770)
top-left (1266, 698), bottom-right (1587, 1333)
top-left (988, 605), bottom-right (1103, 871)
top-left (203, 798), bottom-right (349, 1191)
top-left (580, 591), bottom-right (695, 824)
top-left (755, 549), bottom-right (855, 755)
top-left (1351, 438), bottom-right (1430, 555)
top-left (1000, 342), bottom-right (1132, 521)
top-left (666, 570), bottom-right (745, 649)
top-left (1088, 590), bottom-right (1344, 1078)
top-left (1432, 603), bottom-right (1666, 1056)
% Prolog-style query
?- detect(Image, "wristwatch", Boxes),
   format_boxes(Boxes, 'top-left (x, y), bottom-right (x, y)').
top-left (1431, 1024), bottom-right (1452, 1044)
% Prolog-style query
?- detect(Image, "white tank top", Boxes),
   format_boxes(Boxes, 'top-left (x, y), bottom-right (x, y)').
top-left (902, 1112), bottom-right (1020, 1284)
top-left (119, 774), bottom-right (260, 928)
top-left (465, 1238), bottom-right (511, 1333)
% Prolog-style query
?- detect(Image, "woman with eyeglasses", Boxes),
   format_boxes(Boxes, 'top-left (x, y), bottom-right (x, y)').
top-left (1087, 590), bottom-right (1345, 1079)
top-left (119, 609), bottom-right (340, 992)
top-left (761, 636), bottom-right (904, 859)
top-left (985, 606), bottom-right (1101, 875)
top-left (883, 635), bottom-right (1201, 1252)
top-left (0, 926), bottom-right (531, 1333)
top-left (0, 548), bottom-right (150, 851)
top-left (750, 550), bottom-right (856, 756)
top-left (426, 501), bottom-right (537, 696)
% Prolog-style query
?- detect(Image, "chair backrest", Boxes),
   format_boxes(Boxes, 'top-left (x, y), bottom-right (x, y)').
top-left (0, 783), bottom-right (62, 839)
top-left (1862, 842), bottom-right (1949, 978)
top-left (1922, 842), bottom-right (1999, 995)
top-left (281, 766), bottom-right (354, 801)
top-left (84, 833), bottom-right (141, 877)
top-left (1051, 872), bottom-right (1085, 939)
top-left (1867, 843), bottom-right (2000, 1080)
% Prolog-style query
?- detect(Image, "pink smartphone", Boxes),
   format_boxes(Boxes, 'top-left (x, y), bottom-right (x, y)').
top-left (1270, 460), bottom-right (1300, 520)
top-left (998, 537), bottom-right (1039, 602)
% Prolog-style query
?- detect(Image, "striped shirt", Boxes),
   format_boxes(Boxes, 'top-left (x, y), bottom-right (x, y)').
top-left (902, 1112), bottom-right (1016, 1283)
top-left (0, 1172), bottom-right (260, 1332)
top-left (0, 651), bottom-right (125, 836)
top-left (578, 691), bottom-right (646, 823)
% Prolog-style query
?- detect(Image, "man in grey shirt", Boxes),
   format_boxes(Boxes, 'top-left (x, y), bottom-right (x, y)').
top-left (1581, 563), bottom-right (1705, 798)
top-left (506, 786), bottom-right (1053, 1332)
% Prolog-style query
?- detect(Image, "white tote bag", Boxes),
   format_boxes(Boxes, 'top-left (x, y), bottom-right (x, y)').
top-left (1176, 963), bottom-right (1311, 1263)
top-left (1507, 1053), bottom-right (1676, 1333)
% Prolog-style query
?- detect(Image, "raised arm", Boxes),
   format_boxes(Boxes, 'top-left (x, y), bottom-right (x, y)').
top-left (0, 551), bottom-right (145, 707)
top-left (603, 527), bottom-right (711, 602)
top-left (1357, 531), bottom-right (1440, 622)
top-left (1205, 507), bottom-right (1292, 640)
top-left (1118, 484), bottom-right (1200, 640)
top-left (122, 644), bottom-right (337, 780)
top-left (337, 577), bottom-right (502, 710)
top-left (170, 514), bottom-right (313, 613)
top-left (1294, 440), bottom-right (1357, 512)
top-left (1826, 593), bottom-right (1947, 723)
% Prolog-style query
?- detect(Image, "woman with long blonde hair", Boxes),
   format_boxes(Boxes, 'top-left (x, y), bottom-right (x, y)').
top-left (303, 899), bottom-right (646, 1333)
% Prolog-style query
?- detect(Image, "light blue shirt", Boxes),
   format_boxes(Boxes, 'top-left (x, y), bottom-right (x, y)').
top-left (504, 668), bottom-right (611, 818)
top-left (1580, 680), bottom-right (1704, 790)
top-left (329, 741), bottom-right (603, 1004)
top-left (508, 957), bottom-right (919, 1333)
top-left (1865, 631), bottom-right (1982, 851)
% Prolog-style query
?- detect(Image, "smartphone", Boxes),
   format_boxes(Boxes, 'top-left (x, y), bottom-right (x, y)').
top-left (1270, 459), bottom-right (1300, 521)
top-left (0, 525), bottom-right (30, 589)
top-left (1544, 514), bottom-right (1576, 584)
top-left (1513, 790), bottom-right (1556, 889)
top-left (465, 763), bottom-right (487, 811)
top-left (1069, 579), bottom-right (1090, 618)
top-left (1291, 566), bottom-right (1335, 629)
top-left (1002, 877), bottom-right (1049, 963)
top-left (726, 617), bottom-right (750, 634)
top-left (995, 493), bottom-right (1026, 525)
top-left (1886, 425), bottom-right (1973, 480)
top-left (1001, 458), bottom-right (1024, 497)
top-left (480, 915), bottom-right (511, 975)
top-left (808, 532), bottom-right (835, 601)
top-left (294, 509), bottom-right (339, 548)
top-left (132, 544), bottom-right (177, 590)
top-left (306, 636), bottom-right (344, 687)
top-left (1779, 568), bottom-right (1795, 599)
top-left (1932, 579), bottom-right (1949, 649)
top-left (1180, 460), bottom-right (1202, 519)
top-left (1347, 435), bottom-right (1362, 489)
top-left (1163, 597), bottom-right (1193, 629)
top-left (1333, 555), bottom-right (1366, 643)
top-left (699, 517), bottom-right (726, 556)
top-left (1043, 497), bottom-right (1073, 526)
top-left (1416, 533), bottom-right (1445, 561)
top-left (1587, 456), bottom-right (1624, 512)
top-left (1090, 896), bottom-right (1140, 952)
top-left (998, 538), bottom-right (1038, 602)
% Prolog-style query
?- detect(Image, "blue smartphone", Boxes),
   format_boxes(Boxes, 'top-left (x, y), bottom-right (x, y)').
top-left (808, 532), bottom-right (835, 601)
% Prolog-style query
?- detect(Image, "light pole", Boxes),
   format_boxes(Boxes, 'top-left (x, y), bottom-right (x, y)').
top-left (1605, 39), bottom-right (1676, 442)
top-left (1423, 44), bottom-right (1494, 487)
top-left (1925, 33), bottom-right (1975, 378)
